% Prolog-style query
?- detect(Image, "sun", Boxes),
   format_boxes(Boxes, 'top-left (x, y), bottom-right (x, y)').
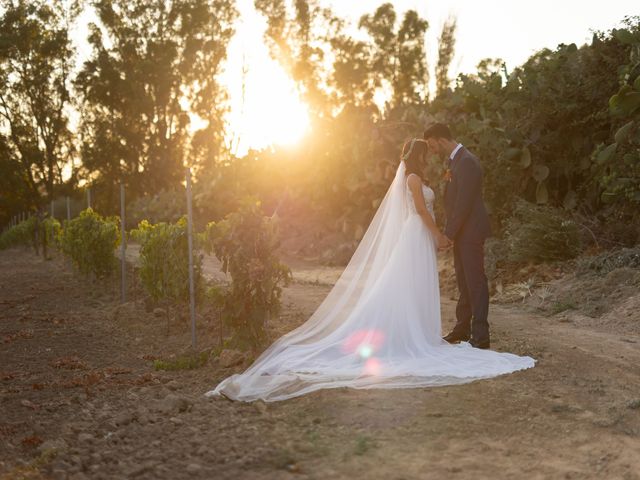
top-left (222, 0), bottom-right (310, 157)
top-left (227, 59), bottom-right (310, 155)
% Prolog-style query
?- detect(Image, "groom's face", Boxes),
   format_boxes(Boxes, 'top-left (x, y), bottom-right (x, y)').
top-left (425, 137), bottom-right (447, 159)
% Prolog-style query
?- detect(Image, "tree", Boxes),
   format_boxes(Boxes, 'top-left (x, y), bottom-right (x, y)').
top-left (359, 4), bottom-right (429, 108)
top-left (0, 0), bottom-right (78, 219)
top-left (75, 0), bottom-right (237, 212)
top-left (254, 0), bottom-right (332, 116)
top-left (329, 33), bottom-right (376, 110)
top-left (435, 16), bottom-right (457, 97)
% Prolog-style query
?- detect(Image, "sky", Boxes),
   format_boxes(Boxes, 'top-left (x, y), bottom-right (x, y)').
top-left (71, 0), bottom-right (638, 156)
top-left (327, 0), bottom-right (637, 77)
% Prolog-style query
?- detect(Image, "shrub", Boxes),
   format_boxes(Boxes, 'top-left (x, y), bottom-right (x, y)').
top-left (504, 199), bottom-right (582, 263)
top-left (0, 215), bottom-right (62, 258)
top-left (594, 24), bottom-right (640, 210)
top-left (0, 217), bottom-right (36, 250)
top-left (576, 247), bottom-right (640, 276)
top-left (201, 197), bottom-right (292, 350)
top-left (41, 217), bottom-right (62, 246)
top-left (130, 217), bottom-right (202, 304)
top-left (427, 25), bottom-right (635, 233)
top-left (59, 209), bottom-right (120, 278)
top-left (31, 215), bottom-right (63, 258)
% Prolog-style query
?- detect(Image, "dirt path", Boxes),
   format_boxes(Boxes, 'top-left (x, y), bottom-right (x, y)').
top-left (1, 249), bottom-right (639, 480)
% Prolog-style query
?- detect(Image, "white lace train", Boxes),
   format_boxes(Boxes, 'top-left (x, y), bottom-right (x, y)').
top-left (205, 160), bottom-right (535, 402)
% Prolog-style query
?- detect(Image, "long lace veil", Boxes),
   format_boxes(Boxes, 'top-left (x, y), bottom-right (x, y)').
top-left (206, 152), bottom-right (414, 399)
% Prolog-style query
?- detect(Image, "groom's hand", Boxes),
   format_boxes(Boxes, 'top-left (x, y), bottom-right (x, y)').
top-left (436, 233), bottom-right (451, 251)
top-left (438, 235), bottom-right (453, 251)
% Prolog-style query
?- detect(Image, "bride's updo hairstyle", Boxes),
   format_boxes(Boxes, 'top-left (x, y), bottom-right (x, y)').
top-left (401, 138), bottom-right (428, 179)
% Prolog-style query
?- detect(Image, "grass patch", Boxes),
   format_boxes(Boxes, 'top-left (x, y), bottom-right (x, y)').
top-left (304, 428), bottom-right (330, 456)
top-left (550, 301), bottom-right (576, 315)
top-left (354, 434), bottom-right (374, 456)
top-left (153, 350), bottom-right (209, 371)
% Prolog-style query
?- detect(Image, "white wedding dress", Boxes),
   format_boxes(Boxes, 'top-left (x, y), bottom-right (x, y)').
top-left (205, 160), bottom-right (535, 402)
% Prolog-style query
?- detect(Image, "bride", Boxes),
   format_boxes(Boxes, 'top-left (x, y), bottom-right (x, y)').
top-left (205, 138), bottom-right (535, 402)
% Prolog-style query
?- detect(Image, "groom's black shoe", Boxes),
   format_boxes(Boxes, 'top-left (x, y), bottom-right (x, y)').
top-left (443, 330), bottom-right (470, 344)
top-left (469, 337), bottom-right (490, 349)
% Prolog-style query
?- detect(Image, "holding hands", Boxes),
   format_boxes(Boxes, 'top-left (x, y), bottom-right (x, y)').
top-left (436, 232), bottom-right (453, 251)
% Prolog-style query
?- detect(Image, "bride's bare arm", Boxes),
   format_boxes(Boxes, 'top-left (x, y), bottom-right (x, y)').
top-left (407, 174), bottom-right (443, 239)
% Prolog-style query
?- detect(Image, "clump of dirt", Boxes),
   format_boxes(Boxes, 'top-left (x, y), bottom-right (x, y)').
top-left (543, 267), bottom-right (640, 317)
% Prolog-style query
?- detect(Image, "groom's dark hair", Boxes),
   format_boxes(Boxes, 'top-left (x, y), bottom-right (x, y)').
top-left (423, 123), bottom-right (453, 141)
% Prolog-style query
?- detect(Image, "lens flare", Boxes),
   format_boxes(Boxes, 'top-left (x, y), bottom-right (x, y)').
top-left (342, 329), bottom-right (385, 376)
top-left (358, 344), bottom-right (373, 358)
top-left (364, 357), bottom-right (382, 376)
top-left (341, 329), bottom-right (385, 355)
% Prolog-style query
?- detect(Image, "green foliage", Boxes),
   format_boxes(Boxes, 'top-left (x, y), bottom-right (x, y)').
top-left (130, 217), bottom-right (202, 303)
top-left (435, 16), bottom-right (457, 96)
top-left (429, 33), bottom-right (630, 227)
top-left (193, 18), bottom-right (640, 254)
top-left (255, 0), bottom-right (334, 115)
top-left (4, 3), bottom-right (640, 256)
top-left (42, 217), bottom-right (62, 248)
top-left (36, 216), bottom-right (62, 259)
top-left (255, 1), bottom-right (429, 114)
top-left (75, 0), bottom-right (238, 210)
top-left (201, 197), bottom-right (292, 350)
top-left (504, 199), bottom-right (582, 263)
top-left (0, 0), bottom-right (78, 218)
top-left (59, 209), bottom-right (120, 278)
top-left (152, 351), bottom-right (209, 371)
top-left (594, 23), bottom-right (640, 208)
top-left (0, 215), bottom-right (62, 259)
top-left (0, 217), bottom-right (36, 250)
top-left (359, 4), bottom-right (429, 106)
top-left (354, 435), bottom-right (374, 456)
top-left (576, 247), bottom-right (640, 276)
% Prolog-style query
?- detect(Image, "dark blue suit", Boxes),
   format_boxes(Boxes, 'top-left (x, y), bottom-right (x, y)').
top-left (444, 146), bottom-right (491, 342)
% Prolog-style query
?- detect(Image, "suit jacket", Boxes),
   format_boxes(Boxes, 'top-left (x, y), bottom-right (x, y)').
top-left (444, 146), bottom-right (491, 243)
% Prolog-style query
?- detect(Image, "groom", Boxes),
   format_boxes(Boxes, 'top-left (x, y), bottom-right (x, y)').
top-left (423, 124), bottom-right (492, 349)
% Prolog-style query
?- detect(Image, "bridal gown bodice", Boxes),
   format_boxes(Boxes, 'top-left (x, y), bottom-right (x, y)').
top-left (406, 177), bottom-right (435, 219)
top-left (205, 165), bottom-right (535, 402)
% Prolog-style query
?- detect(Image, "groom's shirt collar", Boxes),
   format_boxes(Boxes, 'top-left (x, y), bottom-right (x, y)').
top-left (449, 143), bottom-right (463, 163)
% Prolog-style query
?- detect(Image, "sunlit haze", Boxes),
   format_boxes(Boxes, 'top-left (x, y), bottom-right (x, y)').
top-left (221, 0), bottom-right (310, 156)
top-left (71, 0), bottom-right (637, 157)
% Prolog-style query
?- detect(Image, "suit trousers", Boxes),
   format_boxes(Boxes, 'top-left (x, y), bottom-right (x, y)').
top-left (452, 240), bottom-right (490, 341)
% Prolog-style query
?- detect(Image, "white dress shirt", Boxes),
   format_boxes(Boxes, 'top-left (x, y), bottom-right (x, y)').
top-left (449, 143), bottom-right (463, 162)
